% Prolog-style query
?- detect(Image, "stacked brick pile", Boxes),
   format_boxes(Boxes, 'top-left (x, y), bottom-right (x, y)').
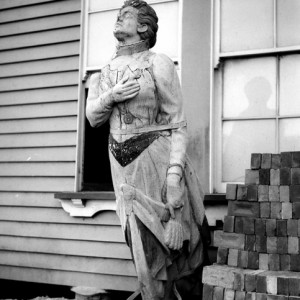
top-left (202, 152), bottom-right (300, 300)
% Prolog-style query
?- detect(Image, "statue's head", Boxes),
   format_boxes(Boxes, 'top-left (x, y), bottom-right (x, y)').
top-left (119, 0), bottom-right (158, 48)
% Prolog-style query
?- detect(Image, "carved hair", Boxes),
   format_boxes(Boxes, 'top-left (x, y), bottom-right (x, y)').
top-left (122, 0), bottom-right (158, 48)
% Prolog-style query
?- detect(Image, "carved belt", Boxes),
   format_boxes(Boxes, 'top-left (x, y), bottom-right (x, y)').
top-left (109, 132), bottom-right (160, 167)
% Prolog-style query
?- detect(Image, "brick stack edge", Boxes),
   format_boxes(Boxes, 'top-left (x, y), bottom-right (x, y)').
top-left (202, 152), bottom-right (300, 300)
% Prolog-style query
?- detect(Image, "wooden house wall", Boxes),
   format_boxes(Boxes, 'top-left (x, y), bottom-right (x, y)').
top-left (0, 0), bottom-right (137, 291)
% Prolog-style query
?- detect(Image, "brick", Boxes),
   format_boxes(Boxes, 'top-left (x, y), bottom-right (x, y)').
top-left (217, 247), bottom-right (229, 265)
top-left (260, 202), bottom-right (270, 218)
top-left (256, 294), bottom-right (267, 300)
top-left (258, 185), bottom-right (269, 202)
top-left (291, 254), bottom-right (300, 272)
top-left (256, 275), bottom-right (267, 293)
top-left (228, 201), bottom-right (260, 218)
top-left (213, 286), bottom-right (224, 300)
top-left (268, 254), bottom-right (280, 271)
top-left (266, 295), bottom-right (288, 300)
top-left (245, 293), bottom-right (255, 300)
top-left (292, 168), bottom-right (300, 185)
top-left (224, 215), bottom-right (235, 232)
top-left (224, 288), bottom-right (235, 300)
top-left (214, 231), bottom-right (245, 250)
top-left (228, 248), bottom-right (239, 267)
top-left (266, 274), bottom-right (277, 295)
top-left (203, 284), bottom-right (214, 300)
top-left (255, 219), bottom-right (266, 236)
top-left (262, 153), bottom-right (272, 169)
top-left (202, 265), bottom-right (236, 289)
top-left (281, 152), bottom-right (292, 168)
top-left (267, 237), bottom-right (277, 254)
top-left (271, 154), bottom-right (281, 169)
top-left (270, 169), bottom-right (280, 185)
top-left (281, 203), bottom-right (292, 219)
top-left (243, 218), bottom-right (255, 235)
top-left (235, 217), bottom-right (244, 234)
top-left (276, 220), bottom-right (287, 236)
top-left (277, 277), bottom-right (289, 296)
top-left (247, 185), bottom-right (258, 202)
top-left (288, 237), bottom-right (299, 254)
top-left (280, 168), bottom-right (291, 185)
top-left (266, 219), bottom-right (276, 236)
top-left (292, 152), bottom-right (300, 168)
top-left (289, 277), bottom-right (300, 296)
top-left (238, 250), bottom-right (249, 269)
top-left (246, 170), bottom-right (260, 186)
top-left (280, 254), bottom-right (291, 271)
top-left (277, 237), bottom-right (288, 254)
top-left (259, 169), bottom-right (270, 185)
top-left (259, 253), bottom-right (269, 270)
top-left (292, 202), bottom-right (300, 218)
top-left (279, 186), bottom-right (290, 202)
top-left (270, 202), bottom-right (282, 219)
top-left (234, 272), bottom-right (244, 291)
top-left (287, 219), bottom-right (298, 236)
top-left (251, 153), bottom-right (262, 170)
top-left (291, 185), bottom-right (300, 202)
top-left (237, 185), bottom-right (248, 200)
top-left (235, 291), bottom-right (246, 300)
top-left (248, 251), bottom-right (259, 269)
top-left (269, 186), bottom-right (280, 202)
top-left (226, 184), bottom-right (238, 200)
top-left (245, 235), bottom-right (256, 251)
top-left (245, 274), bottom-right (257, 292)
top-left (256, 235), bottom-right (267, 253)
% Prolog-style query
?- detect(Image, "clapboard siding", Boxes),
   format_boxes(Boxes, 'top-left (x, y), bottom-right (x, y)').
top-left (0, 42), bottom-right (80, 64)
top-left (0, 13), bottom-right (81, 37)
top-left (0, 86), bottom-right (78, 105)
top-left (0, 266), bottom-right (138, 291)
top-left (0, 147), bottom-right (76, 162)
top-left (0, 102), bottom-right (77, 120)
top-left (0, 57), bottom-right (79, 78)
top-left (0, 0), bottom-right (136, 291)
top-left (0, 236), bottom-right (132, 259)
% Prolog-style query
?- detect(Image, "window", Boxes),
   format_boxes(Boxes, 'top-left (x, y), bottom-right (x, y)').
top-left (213, 0), bottom-right (300, 192)
top-left (77, 0), bottom-right (180, 191)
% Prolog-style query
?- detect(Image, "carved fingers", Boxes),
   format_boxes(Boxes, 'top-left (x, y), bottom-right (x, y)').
top-left (112, 75), bottom-right (140, 102)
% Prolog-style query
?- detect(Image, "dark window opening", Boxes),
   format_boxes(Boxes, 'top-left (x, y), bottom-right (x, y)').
top-left (82, 88), bottom-right (114, 191)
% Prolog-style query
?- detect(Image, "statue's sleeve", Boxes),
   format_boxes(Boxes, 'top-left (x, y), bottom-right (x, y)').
top-left (152, 53), bottom-right (188, 171)
top-left (86, 72), bottom-right (114, 128)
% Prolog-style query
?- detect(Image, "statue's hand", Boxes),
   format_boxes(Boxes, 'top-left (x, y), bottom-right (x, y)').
top-left (166, 174), bottom-right (184, 219)
top-left (112, 75), bottom-right (140, 103)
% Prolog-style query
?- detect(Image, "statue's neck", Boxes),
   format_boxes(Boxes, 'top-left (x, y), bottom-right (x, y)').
top-left (115, 40), bottom-right (150, 57)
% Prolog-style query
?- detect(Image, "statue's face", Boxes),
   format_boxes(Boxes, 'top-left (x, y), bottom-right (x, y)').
top-left (114, 6), bottom-right (140, 41)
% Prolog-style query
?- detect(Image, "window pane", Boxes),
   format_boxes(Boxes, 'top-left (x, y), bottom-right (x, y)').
top-left (279, 119), bottom-right (300, 152)
top-left (86, 2), bottom-right (179, 68)
top-left (223, 57), bottom-right (276, 118)
top-left (221, 0), bottom-right (274, 52)
top-left (223, 120), bottom-right (276, 182)
top-left (279, 54), bottom-right (300, 116)
top-left (277, 0), bottom-right (300, 47)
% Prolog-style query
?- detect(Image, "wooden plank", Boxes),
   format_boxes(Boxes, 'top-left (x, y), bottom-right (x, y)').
top-left (0, 102), bottom-right (78, 120)
top-left (0, 251), bottom-right (136, 276)
top-left (0, 72), bottom-right (78, 91)
top-left (0, 27), bottom-right (80, 51)
top-left (0, 221), bottom-right (125, 242)
top-left (0, 57), bottom-right (79, 78)
top-left (0, 192), bottom-right (62, 207)
top-left (0, 236), bottom-right (131, 259)
top-left (0, 132), bottom-right (76, 148)
top-left (0, 177), bottom-right (74, 192)
top-left (0, 162), bottom-right (75, 176)
top-left (0, 266), bottom-right (138, 292)
top-left (0, 147), bottom-right (76, 162)
top-left (0, 0), bottom-right (81, 23)
top-left (0, 206), bottom-right (120, 225)
top-left (0, 0), bottom-right (55, 10)
top-left (0, 42), bottom-right (80, 64)
top-left (0, 13), bottom-right (80, 37)
top-left (0, 86), bottom-right (78, 105)
top-left (0, 117), bottom-right (78, 134)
